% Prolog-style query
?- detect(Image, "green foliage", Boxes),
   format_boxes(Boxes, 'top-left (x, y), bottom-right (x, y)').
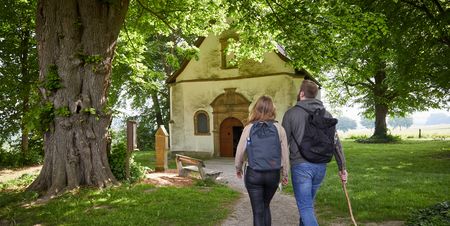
top-left (356, 134), bottom-right (401, 143)
top-left (108, 141), bottom-right (145, 183)
top-left (26, 101), bottom-right (54, 133)
top-left (76, 52), bottom-right (103, 65)
top-left (54, 106), bottom-right (71, 117)
top-left (347, 134), bottom-right (368, 140)
top-left (83, 107), bottom-right (97, 115)
top-left (0, 0), bottom-right (39, 146)
top-left (84, 55), bottom-right (103, 64)
top-left (109, 0), bottom-right (231, 150)
top-left (42, 64), bottom-right (62, 91)
top-left (406, 201), bottom-right (450, 226)
top-left (0, 148), bottom-right (22, 169)
top-left (194, 178), bottom-right (218, 187)
top-left (225, 0), bottom-right (449, 139)
top-left (0, 137), bottom-right (43, 168)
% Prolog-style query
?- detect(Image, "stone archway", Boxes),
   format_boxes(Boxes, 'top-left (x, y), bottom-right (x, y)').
top-left (211, 88), bottom-right (250, 157)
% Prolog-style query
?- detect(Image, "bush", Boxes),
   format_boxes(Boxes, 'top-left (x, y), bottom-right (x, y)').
top-left (356, 134), bottom-right (402, 143)
top-left (0, 148), bottom-right (22, 168)
top-left (0, 137), bottom-right (43, 168)
top-left (108, 141), bottom-right (146, 183)
top-left (347, 134), bottom-right (368, 140)
top-left (406, 201), bottom-right (450, 226)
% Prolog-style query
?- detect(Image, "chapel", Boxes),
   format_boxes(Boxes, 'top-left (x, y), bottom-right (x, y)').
top-left (166, 32), bottom-right (320, 158)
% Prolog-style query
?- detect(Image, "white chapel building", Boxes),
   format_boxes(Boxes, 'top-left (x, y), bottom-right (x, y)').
top-left (166, 32), bottom-right (320, 158)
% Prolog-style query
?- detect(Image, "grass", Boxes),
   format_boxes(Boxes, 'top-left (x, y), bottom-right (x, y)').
top-left (133, 150), bottom-right (177, 169)
top-left (0, 181), bottom-right (239, 225)
top-left (283, 140), bottom-right (450, 224)
top-left (0, 151), bottom-right (240, 226)
top-left (341, 124), bottom-right (450, 139)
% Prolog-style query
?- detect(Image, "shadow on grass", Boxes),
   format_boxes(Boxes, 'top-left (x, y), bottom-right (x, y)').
top-left (0, 176), bottom-right (239, 226)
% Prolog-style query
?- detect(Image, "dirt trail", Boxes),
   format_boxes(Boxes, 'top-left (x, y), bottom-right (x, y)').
top-left (0, 165), bottom-right (42, 183)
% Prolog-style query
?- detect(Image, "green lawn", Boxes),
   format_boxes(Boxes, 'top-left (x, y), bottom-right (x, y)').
top-left (0, 182), bottom-right (239, 226)
top-left (2, 141), bottom-right (448, 225)
top-left (0, 151), bottom-right (239, 226)
top-left (132, 151), bottom-right (177, 169)
top-left (284, 140), bottom-right (450, 224)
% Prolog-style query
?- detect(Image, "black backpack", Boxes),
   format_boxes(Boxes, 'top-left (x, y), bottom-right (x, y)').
top-left (246, 121), bottom-right (282, 171)
top-left (293, 106), bottom-right (338, 163)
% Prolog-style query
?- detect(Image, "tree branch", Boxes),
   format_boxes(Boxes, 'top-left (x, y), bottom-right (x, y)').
top-left (400, 0), bottom-right (435, 20)
top-left (431, 0), bottom-right (445, 14)
top-left (264, 0), bottom-right (289, 35)
top-left (344, 81), bottom-right (373, 89)
top-left (366, 78), bottom-right (375, 86)
top-left (136, 0), bottom-right (178, 34)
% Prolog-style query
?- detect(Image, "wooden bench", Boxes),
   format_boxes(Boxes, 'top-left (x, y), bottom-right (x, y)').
top-left (175, 154), bottom-right (222, 180)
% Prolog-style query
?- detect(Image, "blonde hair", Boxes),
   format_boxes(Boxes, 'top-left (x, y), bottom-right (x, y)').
top-left (248, 95), bottom-right (276, 123)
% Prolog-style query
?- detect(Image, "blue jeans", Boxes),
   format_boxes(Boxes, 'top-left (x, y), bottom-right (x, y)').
top-left (291, 162), bottom-right (327, 226)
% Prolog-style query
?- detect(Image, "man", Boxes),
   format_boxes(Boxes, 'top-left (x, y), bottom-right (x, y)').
top-left (282, 79), bottom-right (348, 226)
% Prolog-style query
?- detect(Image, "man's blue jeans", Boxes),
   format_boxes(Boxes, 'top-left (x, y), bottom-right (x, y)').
top-left (291, 162), bottom-right (327, 226)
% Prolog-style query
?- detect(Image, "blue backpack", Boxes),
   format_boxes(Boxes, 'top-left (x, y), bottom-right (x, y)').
top-left (246, 121), bottom-right (282, 171)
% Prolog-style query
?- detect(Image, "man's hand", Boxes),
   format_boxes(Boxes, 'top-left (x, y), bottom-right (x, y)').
top-left (339, 170), bottom-right (348, 183)
top-left (236, 171), bottom-right (242, 179)
top-left (281, 176), bottom-right (289, 186)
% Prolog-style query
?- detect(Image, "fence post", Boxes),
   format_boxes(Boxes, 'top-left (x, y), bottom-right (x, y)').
top-left (126, 120), bottom-right (137, 180)
top-left (155, 125), bottom-right (168, 172)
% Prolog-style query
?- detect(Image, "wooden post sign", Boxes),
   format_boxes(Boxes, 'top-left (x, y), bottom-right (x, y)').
top-left (126, 120), bottom-right (137, 180)
top-left (155, 125), bottom-right (169, 172)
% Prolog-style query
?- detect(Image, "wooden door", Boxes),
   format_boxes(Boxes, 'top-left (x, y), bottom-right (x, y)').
top-left (220, 117), bottom-right (243, 157)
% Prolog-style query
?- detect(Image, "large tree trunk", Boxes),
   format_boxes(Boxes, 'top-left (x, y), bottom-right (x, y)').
top-left (371, 63), bottom-right (389, 138)
top-left (28, 0), bottom-right (129, 196)
top-left (373, 103), bottom-right (388, 137)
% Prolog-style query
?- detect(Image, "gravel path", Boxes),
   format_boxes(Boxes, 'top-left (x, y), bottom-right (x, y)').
top-left (206, 158), bottom-right (299, 226)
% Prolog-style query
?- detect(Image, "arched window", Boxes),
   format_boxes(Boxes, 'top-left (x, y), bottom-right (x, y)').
top-left (194, 110), bottom-right (210, 135)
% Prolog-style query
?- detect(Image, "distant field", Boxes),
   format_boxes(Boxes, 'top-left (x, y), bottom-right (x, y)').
top-left (340, 124), bottom-right (450, 139)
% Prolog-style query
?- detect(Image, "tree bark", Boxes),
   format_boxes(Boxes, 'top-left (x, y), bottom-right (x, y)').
top-left (373, 103), bottom-right (388, 138)
top-left (28, 0), bottom-right (129, 196)
top-left (372, 63), bottom-right (389, 138)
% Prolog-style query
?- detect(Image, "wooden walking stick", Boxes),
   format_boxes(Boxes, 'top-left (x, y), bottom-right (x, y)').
top-left (342, 181), bottom-right (357, 226)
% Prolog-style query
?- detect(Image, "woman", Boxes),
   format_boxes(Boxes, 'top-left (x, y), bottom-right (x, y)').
top-left (235, 95), bottom-right (289, 226)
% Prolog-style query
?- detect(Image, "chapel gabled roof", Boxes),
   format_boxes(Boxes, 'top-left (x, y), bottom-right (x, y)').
top-left (166, 37), bottom-right (321, 87)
